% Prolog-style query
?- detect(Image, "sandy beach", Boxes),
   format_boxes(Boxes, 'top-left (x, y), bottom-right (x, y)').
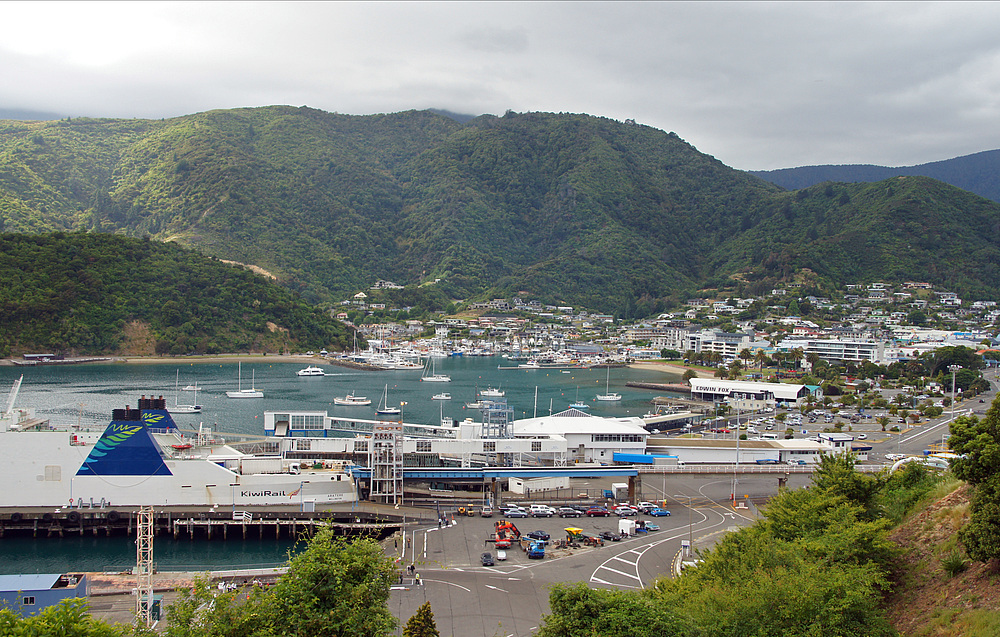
top-left (121, 354), bottom-right (322, 365)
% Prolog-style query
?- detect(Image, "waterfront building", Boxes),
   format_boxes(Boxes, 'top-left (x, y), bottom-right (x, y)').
top-left (688, 378), bottom-right (812, 409)
top-left (0, 574), bottom-right (88, 617)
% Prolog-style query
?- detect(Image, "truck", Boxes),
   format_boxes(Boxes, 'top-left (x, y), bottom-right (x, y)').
top-left (618, 518), bottom-right (637, 537)
top-left (527, 539), bottom-right (545, 559)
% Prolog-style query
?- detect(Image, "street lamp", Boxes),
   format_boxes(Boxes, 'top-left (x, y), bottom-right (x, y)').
top-left (949, 365), bottom-right (962, 423)
top-left (672, 493), bottom-right (694, 557)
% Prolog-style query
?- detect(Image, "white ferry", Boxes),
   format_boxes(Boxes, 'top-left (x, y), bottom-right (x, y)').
top-left (0, 379), bottom-right (355, 510)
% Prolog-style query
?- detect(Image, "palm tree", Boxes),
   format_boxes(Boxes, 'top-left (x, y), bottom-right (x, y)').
top-left (754, 349), bottom-right (768, 372)
top-left (790, 347), bottom-right (805, 371)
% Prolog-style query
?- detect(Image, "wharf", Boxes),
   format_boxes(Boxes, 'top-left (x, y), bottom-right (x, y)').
top-left (626, 381), bottom-right (692, 393)
top-left (0, 502), bottom-right (434, 540)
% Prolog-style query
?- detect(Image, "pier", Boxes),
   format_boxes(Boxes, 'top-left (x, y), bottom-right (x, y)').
top-left (0, 503), bottom-right (431, 540)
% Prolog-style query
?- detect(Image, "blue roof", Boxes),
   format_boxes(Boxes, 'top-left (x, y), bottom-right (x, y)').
top-left (0, 574), bottom-right (61, 592)
top-left (348, 466), bottom-right (639, 479)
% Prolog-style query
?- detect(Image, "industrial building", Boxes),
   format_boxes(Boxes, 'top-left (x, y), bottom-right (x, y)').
top-left (0, 574), bottom-right (88, 617)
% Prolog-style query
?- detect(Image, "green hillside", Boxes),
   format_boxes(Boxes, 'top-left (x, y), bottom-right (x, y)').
top-left (0, 232), bottom-right (355, 356)
top-left (2, 108), bottom-right (999, 314)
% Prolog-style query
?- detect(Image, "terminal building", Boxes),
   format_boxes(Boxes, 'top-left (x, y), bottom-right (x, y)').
top-left (260, 406), bottom-right (648, 468)
top-left (642, 437), bottom-right (829, 465)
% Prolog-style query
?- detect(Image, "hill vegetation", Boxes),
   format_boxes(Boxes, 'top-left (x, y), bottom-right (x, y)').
top-left (2, 108), bottom-right (1000, 315)
top-left (0, 232), bottom-right (355, 357)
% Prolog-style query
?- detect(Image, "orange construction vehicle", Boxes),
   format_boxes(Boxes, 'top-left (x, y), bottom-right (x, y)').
top-left (493, 520), bottom-right (521, 549)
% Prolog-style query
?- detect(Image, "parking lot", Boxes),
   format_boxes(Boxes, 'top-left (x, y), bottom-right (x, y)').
top-left (387, 473), bottom-right (807, 636)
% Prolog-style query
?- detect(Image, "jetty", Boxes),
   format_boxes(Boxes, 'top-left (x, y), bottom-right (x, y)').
top-left (0, 503), bottom-right (433, 540)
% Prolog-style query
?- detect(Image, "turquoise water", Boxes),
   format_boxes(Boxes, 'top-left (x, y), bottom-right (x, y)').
top-left (0, 357), bottom-right (679, 573)
top-left (3, 357), bottom-right (680, 433)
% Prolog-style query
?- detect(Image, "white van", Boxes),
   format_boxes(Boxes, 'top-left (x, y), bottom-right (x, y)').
top-left (529, 504), bottom-right (555, 517)
top-left (761, 433), bottom-right (779, 440)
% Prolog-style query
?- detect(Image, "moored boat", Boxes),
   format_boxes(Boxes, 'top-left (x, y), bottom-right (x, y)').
top-left (334, 393), bottom-right (372, 406)
top-left (227, 362), bottom-right (264, 398)
top-left (296, 366), bottom-right (326, 377)
top-left (0, 385), bottom-right (356, 509)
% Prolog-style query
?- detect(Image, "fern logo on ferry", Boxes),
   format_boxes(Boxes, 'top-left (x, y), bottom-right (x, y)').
top-left (77, 415), bottom-right (174, 477)
top-left (87, 424), bottom-right (143, 459)
top-left (143, 412), bottom-right (165, 427)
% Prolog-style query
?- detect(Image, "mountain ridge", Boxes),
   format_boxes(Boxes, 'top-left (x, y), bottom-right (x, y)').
top-left (1, 107), bottom-right (999, 315)
top-left (750, 148), bottom-right (1000, 204)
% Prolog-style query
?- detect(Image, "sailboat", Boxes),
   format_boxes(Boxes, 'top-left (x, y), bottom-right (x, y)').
top-left (376, 384), bottom-right (401, 416)
top-left (440, 400), bottom-right (454, 427)
top-left (419, 357), bottom-right (451, 382)
top-left (227, 361), bottom-right (264, 398)
top-left (169, 370), bottom-right (202, 414)
top-left (594, 367), bottom-right (621, 402)
top-left (569, 386), bottom-right (590, 410)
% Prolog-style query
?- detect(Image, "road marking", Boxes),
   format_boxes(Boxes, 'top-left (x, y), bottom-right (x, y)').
top-left (600, 566), bottom-right (637, 578)
top-left (485, 585), bottom-right (507, 593)
top-left (422, 579), bottom-right (471, 592)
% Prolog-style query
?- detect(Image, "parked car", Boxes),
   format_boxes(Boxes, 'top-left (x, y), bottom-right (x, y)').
top-left (586, 507), bottom-right (610, 517)
top-left (558, 507), bottom-right (582, 518)
top-left (481, 552), bottom-right (495, 566)
top-left (599, 530), bottom-right (622, 542)
top-left (480, 506), bottom-right (493, 517)
top-left (648, 508), bottom-right (671, 517)
top-left (526, 530), bottom-right (550, 542)
top-left (613, 505), bottom-right (638, 516)
top-left (496, 549), bottom-right (507, 561)
top-left (645, 523), bottom-right (660, 531)
top-left (636, 501), bottom-right (657, 513)
top-left (504, 508), bottom-right (528, 518)
top-left (530, 505), bottom-right (556, 517)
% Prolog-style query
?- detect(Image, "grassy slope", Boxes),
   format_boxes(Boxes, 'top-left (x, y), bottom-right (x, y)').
top-left (885, 484), bottom-right (1000, 637)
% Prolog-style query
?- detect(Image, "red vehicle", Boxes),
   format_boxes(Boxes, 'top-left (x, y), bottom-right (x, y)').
top-left (586, 506), bottom-right (610, 517)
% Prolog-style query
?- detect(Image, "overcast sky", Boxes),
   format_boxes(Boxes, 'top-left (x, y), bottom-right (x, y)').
top-left (4, 2), bottom-right (1000, 170)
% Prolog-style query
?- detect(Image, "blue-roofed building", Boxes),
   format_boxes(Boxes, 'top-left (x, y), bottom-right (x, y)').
top-left (0, 573), bottom-right (89, 617)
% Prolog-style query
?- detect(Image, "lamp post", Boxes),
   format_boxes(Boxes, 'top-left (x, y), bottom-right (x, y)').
top-left (949, 364), bottom-right (962, 423)
top-left (673, 493), bottom-right (694, 557)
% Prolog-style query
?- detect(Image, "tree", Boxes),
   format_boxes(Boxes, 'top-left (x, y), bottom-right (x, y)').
top-left (949, 395), bottom-right (1000, 562)
top-left (681, 368), bottom-right (697, 383)
top-left (811, 453), bottom-right (884, 520)
top-left (166, 528), bottom-right (397, 637)
top-left (403, 602), bottom-right (440, 637)
top-left (537, 583), bottom-right (694, 637)
top-left (0, 598), bottom-right (136, 636)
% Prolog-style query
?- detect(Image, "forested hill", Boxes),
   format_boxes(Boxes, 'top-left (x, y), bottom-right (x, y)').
top-left (0, 233), bottom-right (355, 356)
top-left (2, 107), bottom-right (1000, 315)
top-left (750, 148), bottom-right (1000, 204)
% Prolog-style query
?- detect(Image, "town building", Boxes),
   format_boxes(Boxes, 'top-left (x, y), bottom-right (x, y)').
top-left (0, 574), bottom-right (89, 617)
top-left (689, 379), bottom-right (813, 409)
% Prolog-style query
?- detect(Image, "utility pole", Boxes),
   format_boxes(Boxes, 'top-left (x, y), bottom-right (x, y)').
top-left (949, 364), bottom-right (962, 426)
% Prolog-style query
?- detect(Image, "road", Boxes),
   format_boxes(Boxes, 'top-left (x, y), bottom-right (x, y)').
top-left (865, 367), bottom-right (998, 460)
top-left (386, 474), bottom-right (810, 636)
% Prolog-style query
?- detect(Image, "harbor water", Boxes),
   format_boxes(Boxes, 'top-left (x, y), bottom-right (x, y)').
top-left (0, 356), bottom-right (680, 574)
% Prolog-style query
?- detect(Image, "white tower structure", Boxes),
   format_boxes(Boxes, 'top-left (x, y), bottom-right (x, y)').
top-left (134, 506), bottom-right (154, 627)
top-left (370, 423), bottom-right (403, 504)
